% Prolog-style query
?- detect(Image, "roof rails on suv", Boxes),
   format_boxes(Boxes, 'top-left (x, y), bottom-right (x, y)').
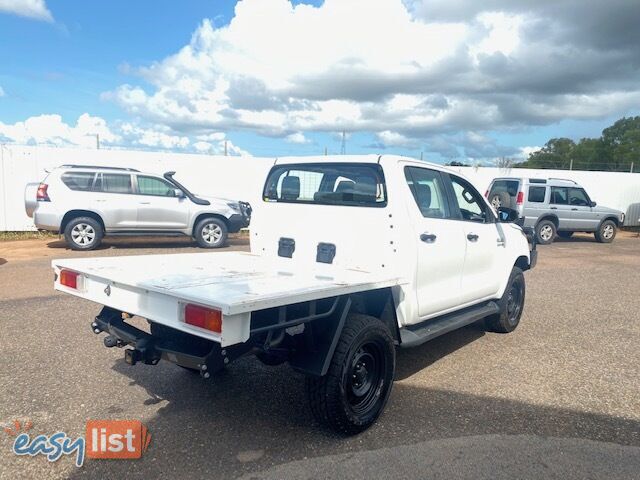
top-left (59, 164), bottom-right (140, 172)
top-left (547, 177), bottom-right (578, 185)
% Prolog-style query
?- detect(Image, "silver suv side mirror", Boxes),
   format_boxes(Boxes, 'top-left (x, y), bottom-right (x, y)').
top-left (174, 188), bottom-right (185, 198)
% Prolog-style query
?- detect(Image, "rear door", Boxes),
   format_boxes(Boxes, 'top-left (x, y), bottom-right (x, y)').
top-left (404, 166), bottom-right (466, 318)
top-left (446, 174), bottom-right (502, 303)
top-left (133, 175), bottom-right (190, 230)
top-left (549, 187), bottom-right (573, 229)
top-left (93, 173), bottom-right (138, 230)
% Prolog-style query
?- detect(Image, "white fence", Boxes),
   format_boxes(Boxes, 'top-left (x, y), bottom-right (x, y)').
top-left (1, 145), bottom-right (639, 231)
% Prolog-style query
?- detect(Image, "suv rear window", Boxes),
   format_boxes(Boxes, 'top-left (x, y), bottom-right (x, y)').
top-left (489, 180), bottom-right (520, 197)
top-left (528, 186), bottom-right (546, 203)
top-left (61, 172), bottom-right (96, 191)
top-left (263, 163), bottom-right (387, 207)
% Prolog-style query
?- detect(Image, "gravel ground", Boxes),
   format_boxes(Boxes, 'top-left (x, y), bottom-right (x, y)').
top-left (0, 232), bottom-right (638, 479)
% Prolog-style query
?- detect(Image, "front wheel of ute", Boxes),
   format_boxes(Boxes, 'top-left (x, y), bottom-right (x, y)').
top-left (305, 314), bottom-right (395, 435)
top-left (485, 266), bottom-right (525, 333)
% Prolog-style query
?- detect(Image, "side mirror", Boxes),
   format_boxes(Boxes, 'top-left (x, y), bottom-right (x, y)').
top-left (497, 207), bottom-right (519, 223)
top-left (174, 189), bottom-right (185, 198)
top-left (590, 201), bottom-right (597, 207)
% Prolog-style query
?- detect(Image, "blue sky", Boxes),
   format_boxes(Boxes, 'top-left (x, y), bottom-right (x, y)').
top-left (0, 0), bottom-right (638, 162)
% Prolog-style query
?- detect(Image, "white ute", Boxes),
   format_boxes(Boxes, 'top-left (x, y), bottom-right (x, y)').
top-left (53, 155), bottom-right (536, 434)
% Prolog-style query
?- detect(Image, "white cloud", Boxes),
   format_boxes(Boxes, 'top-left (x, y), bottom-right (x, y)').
top-left (0, 86), bottom-right (5, 97)
top-left (376, 130), bottom-right (416, 147)
top-left (0, 113), bottom-right (120, 148)
top-left (285, 132), bottom-right (310, 144)
top-left (0, 0), bottom-right (53, 22)
top-left (519, 145), bottom-right (541, 158)
top-left (0, 114), bottom-right (252, 156)
top-left (102, 0), bottom-right (640, 153)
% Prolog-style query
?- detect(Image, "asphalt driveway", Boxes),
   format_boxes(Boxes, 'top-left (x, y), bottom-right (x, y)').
top-left (0, 232), bottom-right (639, 479)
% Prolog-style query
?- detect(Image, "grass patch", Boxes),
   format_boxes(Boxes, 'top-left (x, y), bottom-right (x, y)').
top-left (0, 231), bottom-right (59, 241)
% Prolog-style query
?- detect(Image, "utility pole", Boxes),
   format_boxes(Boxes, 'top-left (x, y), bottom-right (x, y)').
top-left (569, 159), bottom-right (573, 170)
top-left (631, 162), bottom-right (634, 173)
top-left (324, 146), bottom-right (327, 156)
top-left (96, 134), bottom-right (100, 150)
top-left (224, 140), bottom-right (228, 156)
top-left (420, 151), bottom-right (423, 161)
top-left (340, 130), bottom-right (346, 155)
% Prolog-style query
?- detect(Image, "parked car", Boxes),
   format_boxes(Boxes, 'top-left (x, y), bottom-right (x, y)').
top-left (25, 165), bottom-right (251, 250)
top-left (52, 155), bottom-right (536, 434)
top-left (486, 177), bottom-right (625, 245)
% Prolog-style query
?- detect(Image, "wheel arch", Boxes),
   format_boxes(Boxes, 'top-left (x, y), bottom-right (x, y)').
top-left (599, 216), bottom-right (619, 228)
top-left (61, 210), bottom-right (105, 233)
top-left (536, 214), bottom-right (559, 228)
top-left (515, 254), bottom-right (531, 272)
top-left (191, 213), bottom-right (229, 236)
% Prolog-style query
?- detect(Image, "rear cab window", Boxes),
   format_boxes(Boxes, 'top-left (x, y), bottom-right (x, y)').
top-left (404, 166), bottom-right (450, 218)
top-left (263, 163), bottom-right (387, 207)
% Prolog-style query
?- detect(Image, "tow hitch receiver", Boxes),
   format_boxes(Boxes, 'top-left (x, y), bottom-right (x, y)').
top-left (90, 306), bottom-right (240, 376)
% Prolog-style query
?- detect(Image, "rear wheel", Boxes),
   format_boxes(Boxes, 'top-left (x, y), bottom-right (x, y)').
top-left (194, 217), bottom-right (228, 248)
top-left (485, 267), bottom-right (526, 333)
top-left (64, 216), bottom-right (103, 250)
top-left (306, 314), bottom-right (395, 435)
top-left (595, 220), bottom-right (617, 243)
top-left (535, 219), bottom-right (556, 245)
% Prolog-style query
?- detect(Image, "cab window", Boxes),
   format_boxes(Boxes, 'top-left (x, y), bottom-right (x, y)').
top-left (404, 167), bottom-right (450, 219)
top-left (568, 188), bottom-right (590, 206)
top-left (449, 175), bottom-right (491, 223)
top-left (550, 187), bottom-right (568, 205)
top-left (137, 176), bottom-right (177, 196)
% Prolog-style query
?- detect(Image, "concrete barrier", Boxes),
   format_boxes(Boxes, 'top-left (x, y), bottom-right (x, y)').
top-left (1, 145), bottom-right (639, 230)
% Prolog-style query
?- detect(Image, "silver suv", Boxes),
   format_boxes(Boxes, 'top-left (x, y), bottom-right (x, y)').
top-left (487, 177), bottom-right (624, 244)
top-left (25, 165), bottom-right (251, 250)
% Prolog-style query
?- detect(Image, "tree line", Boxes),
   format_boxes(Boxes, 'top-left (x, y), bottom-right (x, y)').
top-left (516, 116), bottom-right (640, 172)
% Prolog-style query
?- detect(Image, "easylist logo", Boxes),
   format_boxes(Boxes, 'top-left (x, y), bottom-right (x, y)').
top-left (86, 420), bottom-right (151, 460)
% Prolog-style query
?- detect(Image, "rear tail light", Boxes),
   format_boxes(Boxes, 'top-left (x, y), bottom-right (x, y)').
top-left (184, 304), bottom-right (222, 333)
top-left (59, 269), bottom-right (83, 290)
top-left (516, 191), bottom-right (524, 205)
top-left (36, 183), bottom-right (50, 202)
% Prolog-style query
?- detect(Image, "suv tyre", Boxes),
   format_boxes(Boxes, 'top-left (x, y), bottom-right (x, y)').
top-left (594, 220), bottom-right (617, 243)
top-left (64, 216), bottom-right (103, 251)
top-left (194, 217), bottom-right (228, 248)
top-left (535, 219), bottom-right (556, 245)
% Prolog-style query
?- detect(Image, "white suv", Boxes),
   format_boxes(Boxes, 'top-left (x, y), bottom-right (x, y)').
top-left (25, 165), bottom-right (251, 250)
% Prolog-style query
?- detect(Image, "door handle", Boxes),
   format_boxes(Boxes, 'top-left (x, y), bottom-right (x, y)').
top-left (420, 233), bottom-right (437, 243)
top-left (550, 207), bottom-right (557, 210)
top-left (467, 233), bottom-right (479, 242)
top-left (571, 208), bottom-right (578, 211)
top-left (139, 202), bottom-right (151, 205)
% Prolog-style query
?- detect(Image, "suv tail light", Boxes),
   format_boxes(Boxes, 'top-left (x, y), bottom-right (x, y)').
top-left (184, 304), bottom-right (222, 333)
top-left (36, 183), bottom-right (50, 202)
top-left (516, 191), bottom-right (524, 205)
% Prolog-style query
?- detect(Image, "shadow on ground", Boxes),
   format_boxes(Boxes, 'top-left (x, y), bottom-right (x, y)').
top-left (45, 235), bottom-right (249, 250)
top-left (68, 325), bottom-right (639, 480)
